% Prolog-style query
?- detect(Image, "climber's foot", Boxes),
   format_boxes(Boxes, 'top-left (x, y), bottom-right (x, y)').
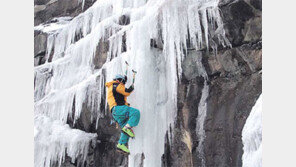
top-left (116, 143), bottom-right (130, 155)
top-left (122, 126), bottom-right (135, 138)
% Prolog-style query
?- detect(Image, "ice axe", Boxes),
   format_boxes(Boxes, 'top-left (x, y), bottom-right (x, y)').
top-left (125, 61), bottom-right (129, 76)
top-left (131, 69), bottom-right (137, 85)
top-left (125, 61), bottom-right (137, 85)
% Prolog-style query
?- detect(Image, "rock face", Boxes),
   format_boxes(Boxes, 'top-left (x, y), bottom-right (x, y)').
top-left (34, 0), bottom-right (96, 26)
top-left (34, 0), bottom-right (261, 166)
top-left (162, 0), bottom-right (262, 166)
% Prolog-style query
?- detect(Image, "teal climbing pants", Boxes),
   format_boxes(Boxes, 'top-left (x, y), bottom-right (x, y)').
top-left (112, 105), bottom-right (140, 144)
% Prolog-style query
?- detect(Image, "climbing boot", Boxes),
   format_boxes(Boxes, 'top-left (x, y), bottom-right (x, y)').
top-left (122, 126), bottom-right (135, 138)
top-left (116, 143), bottom-right (130, 155)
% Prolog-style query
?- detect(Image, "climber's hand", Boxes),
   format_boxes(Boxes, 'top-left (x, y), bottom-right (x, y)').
top-left (128, 85), bottom-right (134, 92)
top-left (124, 85), bottom-right (134, 93)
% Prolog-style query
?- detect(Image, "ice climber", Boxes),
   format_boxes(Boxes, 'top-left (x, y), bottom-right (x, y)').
top-left (105, 74), bottom-right (140, 154)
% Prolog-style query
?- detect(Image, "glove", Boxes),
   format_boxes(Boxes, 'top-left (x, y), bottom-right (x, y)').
top-left (122, 75), bottom-right (128, 84)
top-left (129, 85), bottom-right (134, 91)
top-left (125, 85), bottom-right (134, 92)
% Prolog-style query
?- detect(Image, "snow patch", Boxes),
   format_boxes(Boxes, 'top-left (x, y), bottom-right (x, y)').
top-left (34, 17), bottom-right (72, 34)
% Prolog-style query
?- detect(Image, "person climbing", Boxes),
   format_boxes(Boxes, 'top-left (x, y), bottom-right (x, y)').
top-left (105, 74), bottom-right (140, 155)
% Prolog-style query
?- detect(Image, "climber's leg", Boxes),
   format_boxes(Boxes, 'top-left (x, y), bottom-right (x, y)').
top-left (112, 105), bottom-right (140, 138)
top-left (121, 106), bottom-right (140, 138)
top-left (119, 132), bottom-right (130, 144)
top-left (112, 106), bottom-right (129, 126)
top-left (116, 143), bottom-right (130, 154)
top-left (113, 105), bottom-right (140, 127)
top-left (126, 107), bottom-right (140, 127)
top-left (116, 132), bottom-right (130, 154)
top-left (112, 106), bottom-right (131, 154)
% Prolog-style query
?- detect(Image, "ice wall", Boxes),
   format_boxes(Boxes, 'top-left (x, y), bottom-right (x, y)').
top-left (242, 95), bottom-right (262, 167)
top-left (34, 0), bottom-right (229, 166)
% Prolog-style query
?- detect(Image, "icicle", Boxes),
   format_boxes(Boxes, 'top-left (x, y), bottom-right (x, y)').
top-left (34, 115), bottom-right (97, 167)
top-left (79, 0), bottom-right (86, 10)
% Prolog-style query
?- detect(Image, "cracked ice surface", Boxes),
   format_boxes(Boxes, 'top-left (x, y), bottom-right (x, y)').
top-left (34, 0), bottom-right (229, 166)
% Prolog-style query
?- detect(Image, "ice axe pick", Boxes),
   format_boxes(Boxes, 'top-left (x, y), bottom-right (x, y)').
top-left (125, 61), bottom-right (137, 85)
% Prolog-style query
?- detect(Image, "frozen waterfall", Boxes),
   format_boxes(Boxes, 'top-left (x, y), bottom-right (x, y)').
top-left (196, 82), bottom-right (209, 167)
top-left (34, 0), bottom-right (229, 166)
top-left (242, 95), bottom-right (262, 167)
top-left (194, 53), bottom-right (209, 167)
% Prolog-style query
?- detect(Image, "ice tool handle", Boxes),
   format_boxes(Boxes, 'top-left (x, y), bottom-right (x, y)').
top-left (131, 70), bottom-right (137, 84)
top-left (125, 61), bottom-right (137, 85)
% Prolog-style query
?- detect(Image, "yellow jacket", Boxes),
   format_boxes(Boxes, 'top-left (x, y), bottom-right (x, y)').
top-left (105, 80), bottom-right (134, 111)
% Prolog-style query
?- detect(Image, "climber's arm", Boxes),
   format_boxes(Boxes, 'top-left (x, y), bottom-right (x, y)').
top-left (116, 84), bottom-right (134, 96)
top-left (125, 85), bottom-right (134, 93)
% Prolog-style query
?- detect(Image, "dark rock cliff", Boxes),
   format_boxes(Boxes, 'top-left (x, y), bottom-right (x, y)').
top-left (34, 0), bottom-right (261, 166)
top-left (163, 0), bottom-right (261, 166)
top-left (34, 0), bottom-right (96, 26)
